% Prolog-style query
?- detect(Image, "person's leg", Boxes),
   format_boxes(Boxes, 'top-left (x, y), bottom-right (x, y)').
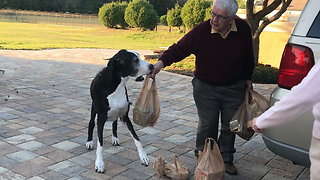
top-left (218, 80), bottom-right (246, 163)
top-left (310, 136), bottom-right (320, 180)
top-left (192, 77), bottom-right (221, 155)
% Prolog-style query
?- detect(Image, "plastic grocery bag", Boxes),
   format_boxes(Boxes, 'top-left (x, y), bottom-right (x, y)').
top-left (194, 138), bottom-right (225, 180)
top-left (153, 156), bottom-right (166, 178)
top-left (164, 155), bottom-right (190, 180)
top-left (153, 155), bottom-right (190, 180)
top-left (229, 88), bottom-right (269, 140)
top-left (132, 75), bottom-right (160, 127)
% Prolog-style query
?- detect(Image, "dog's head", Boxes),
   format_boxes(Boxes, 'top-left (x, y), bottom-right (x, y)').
top-left (105, 49), bottom-right (153, 80)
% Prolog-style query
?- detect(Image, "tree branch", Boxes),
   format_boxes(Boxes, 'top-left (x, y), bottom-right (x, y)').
top-left (254, 0), bottom-right (293, 39)
top-left (262, 0), bottom-right (268, 10)
top-left (246, 0), bottom-right (254, 18)
top-left (268, 0), bottom-right (293, 22)
top-left (256, 0), bottom-right (282, 19)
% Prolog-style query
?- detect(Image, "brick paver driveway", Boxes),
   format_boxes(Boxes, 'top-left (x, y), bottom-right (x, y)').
top-left (0, 49), bottom-right (309, 180)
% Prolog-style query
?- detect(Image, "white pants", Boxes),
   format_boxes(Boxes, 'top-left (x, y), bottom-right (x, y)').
top-left (310, 136), bottom-right (320, 180)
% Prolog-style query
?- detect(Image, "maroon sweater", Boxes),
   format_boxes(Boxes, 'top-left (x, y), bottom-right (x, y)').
top-left (159, 18), bottom-right (254, 86)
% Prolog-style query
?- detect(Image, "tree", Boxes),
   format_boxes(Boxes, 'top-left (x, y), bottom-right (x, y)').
top-left (160, 15), bottom-right (168, 25)
top-left (124, 0), bottom-right (158, 30)
top-left (149, 0), bottom-right (175, 16)
top-left (246, 0), bottom-right (292, 65)
top-left (237, 0), bottom-right (246, 9)
top-left (167, 3), bottom-right (182, 29)
top-left (181, 0), bottom-right (212, 29)
top-left (98, 1), bottom-right (128, 28)
top-left (63, 0), bottom-right (81, 13)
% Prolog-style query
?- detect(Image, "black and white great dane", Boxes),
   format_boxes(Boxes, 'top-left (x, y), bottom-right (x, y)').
top-left (86, 49), bottom-right (153, 173)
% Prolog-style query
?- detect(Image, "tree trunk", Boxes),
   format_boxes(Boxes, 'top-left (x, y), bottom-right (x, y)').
top-left (252, 35), bottom-right (260, 66)
top-left (246, 0), bottom-right (293, 66)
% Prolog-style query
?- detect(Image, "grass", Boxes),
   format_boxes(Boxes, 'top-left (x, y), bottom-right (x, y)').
top-left (0, 21), bottom-right (184, 50)
top-left (1, 21), bottom-right (283, 83)
top-left (1, 20), bottom-right (196, 77)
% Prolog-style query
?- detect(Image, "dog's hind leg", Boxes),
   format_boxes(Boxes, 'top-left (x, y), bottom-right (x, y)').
top-left (86, 103), bottom-right (96, 150)
top-left (95, 113), bottom-right (106, 173)
top-left (112, 120), bottom-right (120, 146)
top-left (120, 115), bottom-right (150, 166)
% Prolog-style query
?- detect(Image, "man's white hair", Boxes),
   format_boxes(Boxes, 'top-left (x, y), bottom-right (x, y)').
top-left (213, 0), bottom-right (238, 17)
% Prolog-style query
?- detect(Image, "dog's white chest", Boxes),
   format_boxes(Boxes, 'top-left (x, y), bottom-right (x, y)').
top-left (106, 78), bottom-right (129, 121)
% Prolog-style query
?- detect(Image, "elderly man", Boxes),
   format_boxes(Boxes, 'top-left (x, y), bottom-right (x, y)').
top-left (152, 0), bottom-right (254, 175)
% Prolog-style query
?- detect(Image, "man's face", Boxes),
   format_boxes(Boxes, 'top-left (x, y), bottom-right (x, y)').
top-left (210, 4), bottom-right (234, 32)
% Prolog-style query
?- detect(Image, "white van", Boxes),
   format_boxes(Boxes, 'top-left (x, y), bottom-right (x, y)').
top-left (263, 0), bottom-right (320, 167)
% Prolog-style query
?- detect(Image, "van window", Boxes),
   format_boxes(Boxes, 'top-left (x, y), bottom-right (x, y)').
top-left (307, 11), bottom-right (320, 38)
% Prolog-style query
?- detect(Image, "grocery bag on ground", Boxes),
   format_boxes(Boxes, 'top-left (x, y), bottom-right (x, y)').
top-left (133, 75), bottom-right (160, 127)
top-left (164, 155), bottom-right (190, 180)
top-left (194, 138), bottom-right (225, 180)
top-left (229, 88), bottom-right (269, 140)
top-left (153, 156), bottom-right (166, 178)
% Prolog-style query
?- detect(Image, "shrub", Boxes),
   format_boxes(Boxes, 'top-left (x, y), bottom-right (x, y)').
top-left (204, 6), bottom-right (212, 21)
top-left (252, 64), bottom-right (278, 84)
top-left (125, 0), bottom-right (158, 30)
top-left (118, 2), bottom-right (129, 28)
top-left (160, 15), bottom-right (168, 25)
top-left (167, 3), bottom-right (183, 29)
top-left (181, 0), bottom-right (212, 29)
top-left (98, 2), bottom-right (128, 29)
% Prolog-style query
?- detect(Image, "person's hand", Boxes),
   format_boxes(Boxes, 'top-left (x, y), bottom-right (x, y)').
top-left (246, 80), bottom-right (253, 89)
top-left (150, 60), bottom-right (164, 79)
top-left (252, 117), bottom-right (264, 133)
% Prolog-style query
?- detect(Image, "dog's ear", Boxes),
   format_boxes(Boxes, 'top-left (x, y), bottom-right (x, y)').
top-left (104, 58), bottom-right (115, 83)
top-left (107, 58), bottom-right (114, 67)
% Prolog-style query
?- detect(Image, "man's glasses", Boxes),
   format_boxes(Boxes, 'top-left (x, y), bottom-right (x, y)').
top-left (211, 11), bottom-right (231, 21)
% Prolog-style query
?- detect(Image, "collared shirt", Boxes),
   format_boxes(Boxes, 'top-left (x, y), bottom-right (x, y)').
top-left (211, 20), bottom-right (237, 39)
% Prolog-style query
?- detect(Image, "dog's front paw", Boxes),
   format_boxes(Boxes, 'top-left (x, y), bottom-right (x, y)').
top-left (86, 141), bottom-right (93, 150)
top-left (95, 160), bottom-right (105, 173)
top-left (112, 136), bottom-right (120, 146)
top-left (139, 152), bottom-right (150, 166)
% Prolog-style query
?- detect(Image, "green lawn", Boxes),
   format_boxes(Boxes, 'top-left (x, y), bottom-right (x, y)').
top-left (0, 21), bottom-right (280, 83)
top-left (0, 21), bottom-right (184, 50)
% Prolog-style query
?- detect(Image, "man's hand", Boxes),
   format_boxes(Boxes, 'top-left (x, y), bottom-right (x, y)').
top-left (150, 60), bottom-right (164, 79)
top-left (246, 80), bottom-right (253, 89)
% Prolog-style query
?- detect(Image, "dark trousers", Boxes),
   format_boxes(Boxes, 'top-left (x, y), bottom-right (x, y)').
top-left (192, 77), bottom-right (246, 163)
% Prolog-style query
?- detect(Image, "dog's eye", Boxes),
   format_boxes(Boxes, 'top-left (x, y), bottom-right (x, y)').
top-left (133, 59), bottom-right (139, 63)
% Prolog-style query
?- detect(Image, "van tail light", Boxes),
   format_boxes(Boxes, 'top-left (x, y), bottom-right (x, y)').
top-left (278, 43), bottom-right (314, 90)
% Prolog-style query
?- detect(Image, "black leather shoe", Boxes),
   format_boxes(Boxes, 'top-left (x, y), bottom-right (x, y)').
top-left (225, 162), bottom-right (238, 175)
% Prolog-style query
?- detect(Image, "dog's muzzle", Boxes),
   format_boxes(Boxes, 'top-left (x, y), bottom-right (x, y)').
top-left (135, 64), bottom-right (154, 82)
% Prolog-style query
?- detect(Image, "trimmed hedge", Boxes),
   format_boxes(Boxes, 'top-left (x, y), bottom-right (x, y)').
top-left (98, 2), bottom-right (128, 29)
top-left (125, 0), bottom-right (158, 30)
top-left (252, 64), bottom-right (278, 84)
top-left (167, 3), bottom-right (183, 28)
top-left (181, 0), bottom-right (212, 29)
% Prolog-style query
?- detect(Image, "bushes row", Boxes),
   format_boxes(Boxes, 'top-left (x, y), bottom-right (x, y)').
top-left (98, 0), bottom-right (213, 31)
top-left (98, 0), bottom-right (157, 30)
